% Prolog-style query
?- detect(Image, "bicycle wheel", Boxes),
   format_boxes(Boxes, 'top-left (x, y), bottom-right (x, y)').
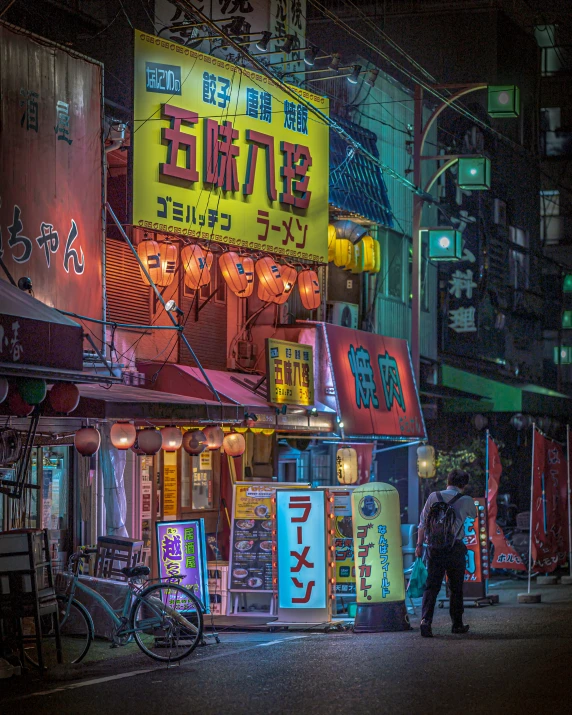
top-left (24, 596), bottom-right (93, 668)
top-left (131, 583), bottom-right (203, 662)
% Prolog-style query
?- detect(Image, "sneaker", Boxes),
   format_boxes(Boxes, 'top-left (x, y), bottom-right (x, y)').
top-left (0, 658), bottom-right (14, 679)
top-left (451, 624), bottom-right (470, 634)
top-left (420, 620), bottom-right (433, 638)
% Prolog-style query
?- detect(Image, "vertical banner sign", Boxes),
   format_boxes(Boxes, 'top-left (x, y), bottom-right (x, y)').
top-left (266, 338), bottom-right (314, 406)
top-left (156, 519), bottom-right (209, 610)
top-left (133, 31), bottom-right (329, 262)
top-left (487, 436), bottom-right (526, 570)
top-left (163, 451), bottom-right (178, 517)
top-left (229, 485), bottom-right (275, 593)
top-left (277, 490), bottom-right (326, 609)
top-left (461, 498), bottom-right (488, 599)
top-left (351, 483), bottom-right (405, 604)
top-left (0, 23), bottom-right (103, 338)
top-left (333, 491), bottom-right (355, 595)
top-left (532, 429), bottom-right (569, 573)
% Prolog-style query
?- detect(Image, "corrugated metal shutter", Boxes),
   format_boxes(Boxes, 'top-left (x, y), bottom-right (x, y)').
top-left (105, 238), bottom-right (150, 325)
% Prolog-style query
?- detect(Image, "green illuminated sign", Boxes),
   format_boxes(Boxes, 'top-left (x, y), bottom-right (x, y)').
top-left (487, 85), bottom-right (520, 118)
top-left (458, 156), bottom-right (491, 190)
top-left (427, 229), bottom-right (463, 262)
top-left (554, 346), bottom-right (572, 365)
top-left (563, 311), bottom-right (572, 328)
top-left (564, 274), bottom-right (572, 292)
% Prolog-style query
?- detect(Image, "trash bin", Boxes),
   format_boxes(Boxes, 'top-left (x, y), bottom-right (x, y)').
top-left (401, 524), bottom-right (418, 571)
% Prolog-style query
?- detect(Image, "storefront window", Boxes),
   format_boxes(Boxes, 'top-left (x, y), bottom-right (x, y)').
top-left (181, 450), bottom-right (214, 510)
top-left (41, 447), bottom-right (68, 531)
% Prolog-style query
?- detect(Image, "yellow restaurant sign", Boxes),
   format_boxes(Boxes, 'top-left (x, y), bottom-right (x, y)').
top-left (133, 31), bottom-right (329, 263)
top-left (266, 338), bottom-right (314, 406)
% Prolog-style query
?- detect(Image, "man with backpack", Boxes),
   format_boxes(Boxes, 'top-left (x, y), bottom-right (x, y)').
top-left (415, 469), bottom-right (476, 637)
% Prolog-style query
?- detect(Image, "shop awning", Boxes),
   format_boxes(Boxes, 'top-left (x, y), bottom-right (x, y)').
top-left (441, 364), bottom-right (572, 417)
top-left (0, 279), bottom-right (83, 372)
top-left (317, 323), bottom-right (426, 440)
top-left (329, 115), bottom-right (393, 226)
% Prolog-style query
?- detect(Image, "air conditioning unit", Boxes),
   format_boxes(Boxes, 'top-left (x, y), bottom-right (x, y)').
top-left (493, 198), bottom-right (507, 227)
top-left (326, 301), bottom-right (359, 329)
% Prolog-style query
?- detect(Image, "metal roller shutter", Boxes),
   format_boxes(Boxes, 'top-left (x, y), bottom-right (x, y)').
top-left (105, 237), bottom-right (150, 325)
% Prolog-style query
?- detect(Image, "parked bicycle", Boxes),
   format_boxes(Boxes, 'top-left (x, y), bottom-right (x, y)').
top-left (30, 548), bottom-right (204, 666)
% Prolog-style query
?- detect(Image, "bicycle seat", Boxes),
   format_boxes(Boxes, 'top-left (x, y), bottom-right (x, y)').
top-left (121, 565), bottom-right (150, 578)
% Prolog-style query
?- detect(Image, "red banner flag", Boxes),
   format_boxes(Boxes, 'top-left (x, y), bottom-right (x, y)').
top-left (487, 436), bottom-right (526, 570)
top-left (531, 429), bottom-right (568, 573)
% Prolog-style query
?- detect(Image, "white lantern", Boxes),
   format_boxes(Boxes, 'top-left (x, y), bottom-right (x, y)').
top-left (336, 447), bottom-right (358, 485)
top-left (203, 425), bottom-right (224, 450)
top-left (161, 426), bottom-right (183, 451)
top-left (417, 445), bottom-right (436, 478)
top-left (223, 433), bottom-right (246, 457)
top-left (110, 422), bottom-right (136, 450)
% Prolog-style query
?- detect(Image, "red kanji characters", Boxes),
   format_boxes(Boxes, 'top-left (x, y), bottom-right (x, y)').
top-left (288, 495), bottom-right (312, 522)
top-left (243, 130), bottom-right (277, 200)
top-left (290, 546), bottom-right (314, 572)
top-left (204, 119), bottom-right (240, 191)
top-left (279, 141), bottom-right (312, 209)
top-left (291, 578), bottom-right (316, 604)
top-left (160, 104), bottom-right (199, 183)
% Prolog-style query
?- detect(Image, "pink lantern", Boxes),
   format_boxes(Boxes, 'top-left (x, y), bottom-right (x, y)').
top-left (271, 265), bottom-right (297, 305)
top-left (203, 425), bottom-right (224, 450)
top-left (48, 382), bottom-right (80, 414)
top-left (161, 426), bottom-right (183, 451)
top-left (219, 252), bottom-right (249, 296)
top-left (256, 257), bottom-right (284, 297)
top-left (298, 269), bottom-right (321, 310)
top-left (110, 422), bottom-right (136, 450)
top-left (223, 433), bottom-right (246, 457)
top-left (182, 244), bottom-right (210, 290)
top-left (137, 428), bottom-right (163, 455)
top-left (183, 430), bottom-right (207, 455)
top-left (75, 427), bottom-right (101, 457)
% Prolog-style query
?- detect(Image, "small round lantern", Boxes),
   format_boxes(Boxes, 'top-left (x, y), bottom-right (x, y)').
top-left (328, 224), bottom-right (337, 262)
top-left (336, 447), bottom-right (358, 485)
top-left (138, 236), bottom-right (163, 286)
top-left (182, 244), bottom-right (210, 291)
top-left (110, 422), bottom-right (137, 450)
top-left (203, 425), bottom-right (224, 450)
top-left (223, 432), bottom-right (246, 457)
top-left (161, 426), bottom-right (183, 451)
top-left (417, 445), bottom-right (436, 479)
top-left (272, 266), bottom-right (297, 305)
top-left (157, 241), bottom-right (177, 287)
top-left (137, 428), bottom-right (163, 455)
top-left (17, 377), bottom-right (47, 405)
top-left (0, 377), bottom-right (9, 404)
top-left (48, 382), bottom-right (80, 414)
top-left (256, 257), bottom-right (284, 297)
top-left (75, 427), bottom-right (101, 456)
top-left (298, 269), bottom-right (321, 310)
top-left (183, 430), bottom-right (207, 455)
top-left (242, 257), bottom-right (255, 297)
top-left (131, 435), bottom-right (146, 456)
top-left (250, 427), bottom-right (263, 434)
top-left (219, 252), bottom-right (249, 296)
top-left (262, 429), bottom-right (275, 436)
top-left (8, 385), bottom-right (34, 417)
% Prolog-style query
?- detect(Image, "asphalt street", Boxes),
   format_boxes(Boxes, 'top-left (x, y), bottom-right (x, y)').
top-left (2, 580), bottom-right (572, 715)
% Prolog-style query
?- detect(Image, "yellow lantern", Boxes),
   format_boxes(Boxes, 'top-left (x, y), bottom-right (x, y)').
top-left (272, 265), bottom-right (297, 305)
top-left (137, 236), bottom-right (162, 286)
top-left (328, 224), bottom-right (337, 262)
top-left (336, 447), bottom-right (358, 485)
top-left (417, 445), bottom-right (436, 478)
top-left (262, 428), bottom-right (275, 436)
top-left (157, 241), bottom-right (178, 287)
top-left (298, 269), bottom-right (321, 310)
top-left (223, 432), bottom-right (246, 457)
top-left (334, 238), bottom-right (353, 269)
top-left (349, 242), bottom-right (365, 274)
top-left (242, 256), bottom-right (255, 297)
top-left (256, 256), bottom-right (284, 297)
top-left (181, 244), bottom-right (210, 290)
top-left (372, 237), bottom-right (381, 273)
top-left (219, 251), bottom-right (249, 296)
top-left (234, 427), bottom-right (248, 433)
top-left (110, 422), bottom-right (137, 450)
top-left (250, 427), bottom-right (264, 434)
top-left (360, 236), bottom-right (376, 272)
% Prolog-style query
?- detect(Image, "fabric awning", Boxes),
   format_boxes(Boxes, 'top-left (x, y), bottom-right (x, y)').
top-left (0, 278), bottom-right (83, 371)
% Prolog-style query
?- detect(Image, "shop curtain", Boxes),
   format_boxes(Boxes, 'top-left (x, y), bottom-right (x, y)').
top-left (100, 424), bottom-right (128, 537)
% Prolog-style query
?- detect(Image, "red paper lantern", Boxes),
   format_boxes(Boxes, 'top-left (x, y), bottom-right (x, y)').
top-left (75, 427), bottom-right (101, 457)
top-left (137, 428), bottom-right (163, 455)
top-left (182, 430), bottom-right (207, 455)
top-left (258, 281), bottom-right (275, 303)
top-left (157, 241), bottom-right (177, 287)
top-left (110, 422), bottom-right (137, 450)
top-left (161, 426), bottom-right (183, 451)
top-left (137, 236), bottom-right (163, 286)
top-left (272, 265), bottom-right (298, 305)
top-left (256, 257), bottom-right (284, 297)
top-left (223, 433), bottom-right (246, 457)
top-left (298, 269), bottom-right (321, 310)
top-left (7, 385), bottom-right (33, 417)
top-left (219, 252), bottom-right (249, 296)
top-left (0, 377), bottom-right (9, 404)
top-left (242, 257), bottom-right (255, 297)
top-left (182, 244), bottom-right (210, 290)
top-left (48, 382), bottom-right (80, 414)
top-left (203, 425), bottom-right (224, 450)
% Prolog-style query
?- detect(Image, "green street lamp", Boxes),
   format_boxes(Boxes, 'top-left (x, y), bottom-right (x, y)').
top-left (487, 85), bottom-right (520, 118)
top-left (458, 156), bottom-right (491, 190)
top-left (427, 229), bottom-right (463, 261)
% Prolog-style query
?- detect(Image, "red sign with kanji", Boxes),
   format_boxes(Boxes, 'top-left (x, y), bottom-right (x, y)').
top-left (322, 324), bottom-right (426, 439)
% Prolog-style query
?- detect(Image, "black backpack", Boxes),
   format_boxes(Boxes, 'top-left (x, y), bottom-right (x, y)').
top-left (425, 492), bottom-right (463, 552)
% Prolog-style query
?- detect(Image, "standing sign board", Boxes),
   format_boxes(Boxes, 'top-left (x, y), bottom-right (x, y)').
top-left (462, 498), bottom-right (489, 598)
top-left (332, 490), bottom-right (355, 596)
top-left (277, 490), bottom-right (328, 619)
top-left (133, 31), bottom-right (329, 263)
top-left (156, 519), bottom-right (209, 611)
top-left (267, 338), bottom-right (314, 406)
top-left (0, 22), bottom-right (103, 340)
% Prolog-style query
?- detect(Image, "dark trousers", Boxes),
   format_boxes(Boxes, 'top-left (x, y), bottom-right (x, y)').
top-left (421, 540), bottom-right (467, 625)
